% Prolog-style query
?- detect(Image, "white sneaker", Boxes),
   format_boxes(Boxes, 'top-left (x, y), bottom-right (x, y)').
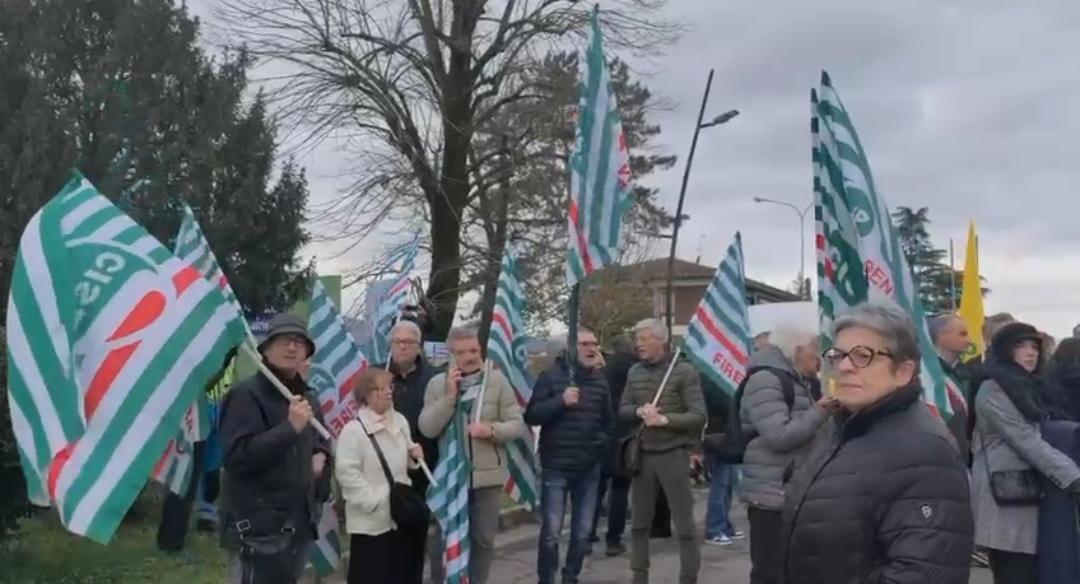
top-left (729, 530), bottom-right (747, 541)
top-left (705, 535), bottom-right (734, 547)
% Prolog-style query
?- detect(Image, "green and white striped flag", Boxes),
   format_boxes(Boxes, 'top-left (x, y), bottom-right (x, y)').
top-left (565, 7), bottom-right (633, 287)
top-left (6, 173), bottom-right (247, 543)
top-left (486, 243), bottom-right (538, 508)
top-left (153, 204), bottom-right (248, 495)
top-left (683, 233), bottom-right (753, 397)
top-left (813, 71), bottom-right (952, 418)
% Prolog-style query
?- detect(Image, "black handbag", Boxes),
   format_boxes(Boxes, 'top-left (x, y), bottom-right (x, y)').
top-left (980, 435), bottom-right (1044, 506)
top-left (358, 417), bottom-right (431, 528)
top-left (615, 428), bottom-right (643, 477)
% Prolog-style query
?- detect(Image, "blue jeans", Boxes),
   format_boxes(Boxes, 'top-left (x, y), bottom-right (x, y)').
top-left (704, 456), bottom-right (735, 539)
top-left (538, 466), bottom-right (601, 584)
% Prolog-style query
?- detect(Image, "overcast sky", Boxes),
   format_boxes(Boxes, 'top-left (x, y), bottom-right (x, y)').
top-left (190, 1), bottom-right (1080, 338)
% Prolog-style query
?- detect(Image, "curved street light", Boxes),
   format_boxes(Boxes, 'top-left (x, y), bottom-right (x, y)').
top-left (753, 197), bottom-right (813, 299)
top-left (663, 68), bottom-right (739, 342)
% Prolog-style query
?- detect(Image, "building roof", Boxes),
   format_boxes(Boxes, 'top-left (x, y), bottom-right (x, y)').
top-left (598, 258), bottom-right (799, 302)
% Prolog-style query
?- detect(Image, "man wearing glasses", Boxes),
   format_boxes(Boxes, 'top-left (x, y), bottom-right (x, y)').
top-left (378, 319), bottom-right (441, 583)
top-left (525, 329), bottom-right (614, 584)
top-left (738, 326), bottom-right (835, 584)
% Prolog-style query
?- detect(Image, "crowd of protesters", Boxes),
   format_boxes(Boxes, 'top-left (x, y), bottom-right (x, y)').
top-left (197, 300), bottom-right (1080, 584)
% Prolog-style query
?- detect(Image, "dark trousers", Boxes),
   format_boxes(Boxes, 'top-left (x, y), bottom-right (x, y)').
top-left (630, 450), bottom-right (699, 584)
top-left (538, 466), bottom-right (602, 584)
top-left (591, 472), bottom-right (631, 545)
top-left (988, 549), bottom-right (1037, 584)
top-left (652, 489), bottom-right (672, 537)
top-left (748, 506), bottom-right (783, 584)
top-left (349, 525), bottom-right (427, 584)
top-left (157, 441), bottom-right (205, 552)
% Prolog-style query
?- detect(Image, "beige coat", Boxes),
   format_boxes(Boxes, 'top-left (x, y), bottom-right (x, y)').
top-left (336, 407), bottom-right (416, 535)
top-left (418, 368), bottom-right (526, 489)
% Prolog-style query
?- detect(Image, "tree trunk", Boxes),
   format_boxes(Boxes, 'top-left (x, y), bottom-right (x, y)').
top-left (477, 136), bottom-right (512, 351)
top-left (424, 0), bottom-right (481, 342)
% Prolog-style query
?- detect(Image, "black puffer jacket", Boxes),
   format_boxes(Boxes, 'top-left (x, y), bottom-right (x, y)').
top-left (781, 385), bottom-right (973, 584)
top-left (379, 356), bottom-right (441, 484)
top-left (219, 369), bottom-right (333, 549)
top-left (525, 358), bottom-right (614, 474)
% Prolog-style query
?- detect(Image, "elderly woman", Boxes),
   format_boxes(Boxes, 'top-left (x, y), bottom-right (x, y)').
top-left (781, 301), bottom-right (974, 584)
top-left (971, 322), bottom-right (1080, 584)
top-left (337, 368), bottom-right (427, 584)
top-left (736, 326), bottom-right (830, 584)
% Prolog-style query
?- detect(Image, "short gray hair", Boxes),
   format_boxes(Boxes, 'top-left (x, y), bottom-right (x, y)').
top-left (928, 314), bottom-right (960, 345)
top-left (447, 325), bottom-right (479, 346)
top-left (390, 320), bottom-right (422, 341)
top-left (768, 326), bottom-right (818, 362)
top-left (633, 318), bottom-right (669, 343)
top-left (833, 301), bottom-right (921, 366)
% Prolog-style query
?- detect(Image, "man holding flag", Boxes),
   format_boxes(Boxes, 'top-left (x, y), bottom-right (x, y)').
top-left (219, 314), bottom-right (333, 584)
top-left (525, 328), bottom-right (613, 584)
top-left (420, 326), bottom-right (526, 584)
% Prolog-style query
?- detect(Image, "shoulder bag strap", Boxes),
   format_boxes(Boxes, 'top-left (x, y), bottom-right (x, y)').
top-left (356, 417), bottom-right (397, 489)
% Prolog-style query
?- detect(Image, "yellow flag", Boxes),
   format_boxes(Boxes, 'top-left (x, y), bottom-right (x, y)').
top-left (958, 221), bottom-right (985, 362)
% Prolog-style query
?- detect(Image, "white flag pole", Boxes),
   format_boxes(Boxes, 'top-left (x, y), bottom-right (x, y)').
top-left (473, 360), bottom-right (493, 424)
top-left (650, 347), bottom-right (684, 407)
top-left (418, 460), bottom-right (438, 487)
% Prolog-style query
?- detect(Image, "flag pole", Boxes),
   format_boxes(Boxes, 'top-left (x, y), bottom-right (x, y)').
top-left (650, 346), bottom-right (684, 406)
top-left (567, 284), bottom-right (581, 379)
top-left (949, 238), bottom-right (957, 312)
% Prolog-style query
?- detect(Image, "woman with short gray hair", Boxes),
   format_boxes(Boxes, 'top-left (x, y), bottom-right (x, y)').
top-left (781, 301), bottom-right (974, 584)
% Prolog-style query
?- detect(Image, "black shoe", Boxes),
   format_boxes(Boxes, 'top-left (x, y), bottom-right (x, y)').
top-left (606, 542), bottom-right (626, 557)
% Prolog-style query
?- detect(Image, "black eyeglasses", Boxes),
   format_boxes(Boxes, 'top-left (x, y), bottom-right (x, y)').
top-left (822, 346), bottom-right (895, 369)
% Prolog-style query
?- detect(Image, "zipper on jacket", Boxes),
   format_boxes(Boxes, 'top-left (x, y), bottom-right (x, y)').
top-left (782, 438), bottom-right (846, 581)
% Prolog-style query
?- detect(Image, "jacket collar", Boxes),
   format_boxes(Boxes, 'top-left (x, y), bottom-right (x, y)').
top-left (357, 406), bottom-right (396, 434)
top-left (838, 384), bottom-right (922, 440)
top-left (390, 354), bottom-right (427, 380)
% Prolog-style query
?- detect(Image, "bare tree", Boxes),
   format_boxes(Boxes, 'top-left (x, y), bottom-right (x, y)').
top-left (218, 0), bottom-right (677, 339)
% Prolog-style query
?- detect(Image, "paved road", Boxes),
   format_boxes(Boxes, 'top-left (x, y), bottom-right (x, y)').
top-left (321, 489), bottom-right (993, 583)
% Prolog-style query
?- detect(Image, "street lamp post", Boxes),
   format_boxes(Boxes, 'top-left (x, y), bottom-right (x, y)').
top-left (753, 197), bottom-right (813, 299)
top-left (664, 68), bottom-right (739, 341)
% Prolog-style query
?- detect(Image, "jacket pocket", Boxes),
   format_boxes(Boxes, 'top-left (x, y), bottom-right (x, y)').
top-left (248, 505), bottom-right (291, 536)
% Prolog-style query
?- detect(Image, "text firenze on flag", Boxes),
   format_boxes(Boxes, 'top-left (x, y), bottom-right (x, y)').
top-left (5, 173), bottom-right (246, 543)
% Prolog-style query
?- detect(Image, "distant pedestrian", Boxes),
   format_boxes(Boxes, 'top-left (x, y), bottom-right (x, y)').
top-left (589, 335), bottom-right (636, 557)
top-left (699, 374), bottom-right (743, 547)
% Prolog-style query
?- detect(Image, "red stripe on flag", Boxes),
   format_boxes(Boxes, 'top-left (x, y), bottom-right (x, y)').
top-left (173, 265), bottom-right (201, 296)
top-left (85, 342), bottom-right (140, 418)
top-left (388, 278), bottom-right (410, 297)
top-left (48, 443), bottom-right (76, 501)
top-left (339, 366), bottom-right (366, 402)
top-left (151, 439), bottom-right (174, 478)
top-left (491, 312), bottom-right (512, 341)
top-left (694, 307), bottom-right (749, 366)
top-left (107, 291), bottom-right (165, 341)
top-left (217, 274), bottom-right (229, 290)
top-left (568, 200), bottom-right (594, 273)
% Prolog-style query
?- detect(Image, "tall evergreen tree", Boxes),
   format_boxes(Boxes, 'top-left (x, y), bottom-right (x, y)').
top-left (0, 0), bottom-right (310, 539)
top-left (891, 206), bottom-right (987, 315)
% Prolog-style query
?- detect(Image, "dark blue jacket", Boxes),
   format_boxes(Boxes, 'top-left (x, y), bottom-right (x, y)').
top-left (1038, 420), bottom-right (1080, 584)
top-left (525, 358), bottom-right (614, 475)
